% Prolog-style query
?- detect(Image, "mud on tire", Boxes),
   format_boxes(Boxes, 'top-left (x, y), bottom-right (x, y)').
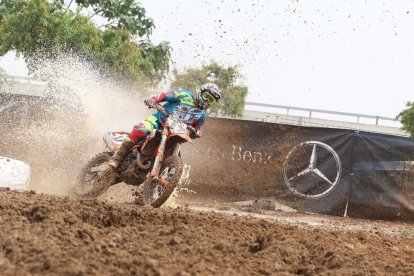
top-left (142, 155), bottom-right (183, 208)
top-left (74, 152), bottom-right (117, 198)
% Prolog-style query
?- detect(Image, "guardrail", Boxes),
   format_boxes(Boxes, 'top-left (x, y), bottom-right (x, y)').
top-left (2, 75), bottom-right (46, 85)
top-left (1, 75), bottom-right (47, 98)
top-left (245, 101), bottom-right (399, 126)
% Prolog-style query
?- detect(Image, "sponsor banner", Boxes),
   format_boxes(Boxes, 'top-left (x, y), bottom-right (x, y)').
top-left (184, 117), bottom-right (414, 220)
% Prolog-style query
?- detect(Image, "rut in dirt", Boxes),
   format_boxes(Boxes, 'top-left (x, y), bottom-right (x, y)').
top-left (1, 189), bottom-right (414, 275)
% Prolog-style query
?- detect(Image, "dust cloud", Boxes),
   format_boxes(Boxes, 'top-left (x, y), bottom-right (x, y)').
top-left (1, 52), bottom-right (152, 195)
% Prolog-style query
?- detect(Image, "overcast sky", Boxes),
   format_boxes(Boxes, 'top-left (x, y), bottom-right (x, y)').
top-left (2, 0), bottom-right (414, 118)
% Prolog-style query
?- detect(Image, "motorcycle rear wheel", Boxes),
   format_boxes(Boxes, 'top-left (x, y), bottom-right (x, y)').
top-left (142, 155), bottom-right (183, 208)
top-left (74, 152), bottom-right (117, 198)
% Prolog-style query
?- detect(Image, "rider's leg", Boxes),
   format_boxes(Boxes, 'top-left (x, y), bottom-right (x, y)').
top-left (108, 116), bottom-right (157, 169)
top-left (107, 136), bottom-right (135, 169)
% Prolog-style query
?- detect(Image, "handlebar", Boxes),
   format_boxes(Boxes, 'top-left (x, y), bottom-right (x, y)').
top-left (147, 103), bottom-right (197, 134)
top-left (187, 125), bottom-right (197, 134)
top-left (148, 103), bottom-right (166, 115)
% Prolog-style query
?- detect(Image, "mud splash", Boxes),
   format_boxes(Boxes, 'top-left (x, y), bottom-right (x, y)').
top-left (0, 52), bottom-right (152, 195)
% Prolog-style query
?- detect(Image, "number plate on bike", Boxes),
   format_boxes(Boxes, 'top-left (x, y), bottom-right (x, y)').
top-left (171, 123), bottom-right (187, 134)
top-left (167, 117), bottom-right (188, 134)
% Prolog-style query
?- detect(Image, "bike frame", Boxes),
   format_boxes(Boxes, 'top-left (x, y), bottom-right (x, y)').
top-left (148, 106), bottom-right (193, 183)
top-left (150, 126), bottom-right (169, 178)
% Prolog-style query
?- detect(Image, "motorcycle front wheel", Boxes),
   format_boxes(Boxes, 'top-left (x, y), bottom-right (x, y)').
top-left (73, 152), bottom-right (117, 198)
top-left (142, 155), bottom-right (183, 208)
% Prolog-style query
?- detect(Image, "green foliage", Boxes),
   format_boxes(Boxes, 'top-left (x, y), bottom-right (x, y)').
top-left (397, 102), bottom-right (414, 137)
top-left (76, 0), bottom-right (154, 37)
top-left (170, 62), bottom-right (248, 117)
top-left (0, 0), bottom-right (171, 83)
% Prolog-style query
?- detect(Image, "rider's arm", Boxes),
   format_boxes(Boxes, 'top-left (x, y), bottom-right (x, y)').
top-left (150, 91), bottom-right (179, 104)
top-left (190, 113), bottom-right (206, 139)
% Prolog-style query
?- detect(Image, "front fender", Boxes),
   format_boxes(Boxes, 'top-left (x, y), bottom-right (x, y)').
top-left (168, 133), bottom-right (193, 144)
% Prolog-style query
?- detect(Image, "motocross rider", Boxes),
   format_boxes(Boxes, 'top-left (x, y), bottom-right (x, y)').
top-left (108, 83), bottom-right (222, 169)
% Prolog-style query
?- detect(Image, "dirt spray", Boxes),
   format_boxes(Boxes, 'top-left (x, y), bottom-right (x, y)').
top-left (1, 52), bottom-right (153, 195)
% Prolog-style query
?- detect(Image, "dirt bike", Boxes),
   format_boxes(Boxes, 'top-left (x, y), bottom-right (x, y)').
top-left (74, 103), bottom-right (196, 207)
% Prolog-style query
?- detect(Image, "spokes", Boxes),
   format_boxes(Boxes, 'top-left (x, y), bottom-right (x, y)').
top-left (82, 162), bottom-right (111, 191)
top-left (86, 167), bottom-right (107, 182)
top-left (90, 164), bottom-right (109, 173)
top-left (150, 164), bottom-right (176, 201)
top-left (151, 184), bottom-right (165, 201)
top-left (162, 166), bottom-right (175, 179)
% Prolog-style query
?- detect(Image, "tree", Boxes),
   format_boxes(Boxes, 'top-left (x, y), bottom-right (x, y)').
top-left (0, 0), bottom-right (171, 84)
top-left (74, 0), bottom-right (154, 36)
top-left (170, 62), bottom-right (248, 117)
top-left (397, 102), bottom-right (414, 136)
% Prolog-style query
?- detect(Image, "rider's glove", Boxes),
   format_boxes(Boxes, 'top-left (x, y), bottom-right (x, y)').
top-left (190, 129), bottom-right (202, 139)
top-left (144, 98), bottom-right (155, 107)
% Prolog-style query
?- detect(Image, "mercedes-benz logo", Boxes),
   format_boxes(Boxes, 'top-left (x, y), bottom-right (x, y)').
top-left (283, 141), bottom-right (342, 198)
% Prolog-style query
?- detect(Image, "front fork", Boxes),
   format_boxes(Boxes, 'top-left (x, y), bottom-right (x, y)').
top-left (149, 129), bottom-right (181, 178)
top-left (150, 131), bottom-right (168, 178)
top-left (149, 130), bottom-right (181, 189)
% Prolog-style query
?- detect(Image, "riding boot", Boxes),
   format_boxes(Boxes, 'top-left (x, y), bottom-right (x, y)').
top-left (108, 137), bottom-right (135, 169)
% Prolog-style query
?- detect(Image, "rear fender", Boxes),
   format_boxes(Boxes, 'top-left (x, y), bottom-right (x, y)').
top-left (103, 132), bottom-right (130, 151)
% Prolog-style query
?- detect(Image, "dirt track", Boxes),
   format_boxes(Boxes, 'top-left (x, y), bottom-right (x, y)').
top-left (3, 98), bottom-right (414, 275)
top-left (1, 189), bottom-right (414, 275)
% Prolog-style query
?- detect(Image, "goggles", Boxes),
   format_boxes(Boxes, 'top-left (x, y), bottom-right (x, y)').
top-left (201, 91), bottom-right (217, 105)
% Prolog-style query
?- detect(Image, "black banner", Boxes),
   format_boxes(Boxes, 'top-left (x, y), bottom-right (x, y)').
top-left (183, 117), bottom-right (414, 220)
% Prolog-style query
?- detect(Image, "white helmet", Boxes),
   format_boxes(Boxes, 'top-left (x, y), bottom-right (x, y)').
top-left (195, 83), bottom-right (221, 110)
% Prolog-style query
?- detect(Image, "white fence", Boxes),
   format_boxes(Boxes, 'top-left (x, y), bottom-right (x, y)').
top-left (216, 102), bottom-right (406, 136)
top-left (245, 102), bottom-right (399, 127)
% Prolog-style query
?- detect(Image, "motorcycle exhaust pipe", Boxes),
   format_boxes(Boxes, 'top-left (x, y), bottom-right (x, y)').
top-left (136, 152), bottom-right (152, 170)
